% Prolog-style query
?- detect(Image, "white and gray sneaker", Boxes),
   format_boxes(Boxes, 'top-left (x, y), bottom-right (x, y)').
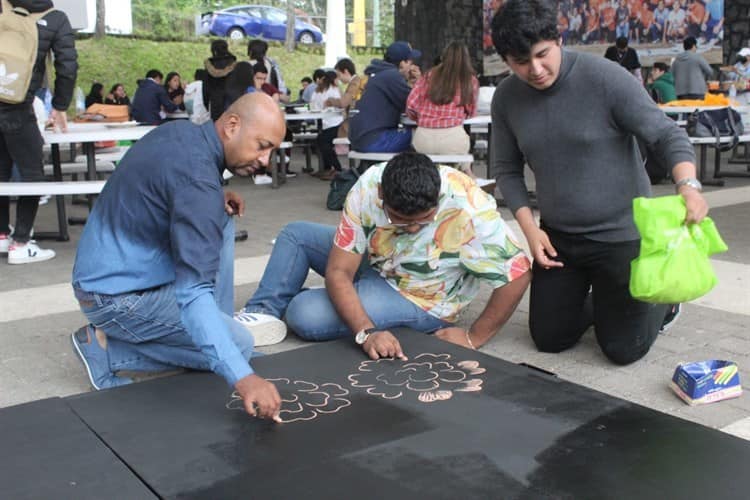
top-left (233, 310), bottom-right (287, 346)
top-left (7, 240), bottom-right (55, 264)
top-left (0, 233), bottom-right (9, 254)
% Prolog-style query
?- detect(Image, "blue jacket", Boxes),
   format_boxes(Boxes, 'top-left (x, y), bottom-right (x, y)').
top-left (72, 121), bottom-right (252, 386)
top-left (131, 78), bottom-right (177, 124)
top-left (348, 59), bottom-right (411, 150)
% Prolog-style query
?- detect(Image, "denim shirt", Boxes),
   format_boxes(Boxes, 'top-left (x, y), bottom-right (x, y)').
top-left (73, 120), bottom-right (252, 385)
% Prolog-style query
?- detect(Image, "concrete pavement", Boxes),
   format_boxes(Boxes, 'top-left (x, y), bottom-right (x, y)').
top-left (1, 152), bottom-right (748, 440)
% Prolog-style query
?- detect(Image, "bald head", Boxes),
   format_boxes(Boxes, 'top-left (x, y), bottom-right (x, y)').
top-left (224, 92), bottom-right (284, 129)
top-left (217, 92), bottom-right (286, 176)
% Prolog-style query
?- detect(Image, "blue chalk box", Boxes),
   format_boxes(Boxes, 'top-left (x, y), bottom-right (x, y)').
top-left (670, 360), bottom-right (743, 406)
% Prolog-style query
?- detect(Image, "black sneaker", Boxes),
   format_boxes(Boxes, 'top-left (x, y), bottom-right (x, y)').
top-left (660, 304), bottom-right (681, 333)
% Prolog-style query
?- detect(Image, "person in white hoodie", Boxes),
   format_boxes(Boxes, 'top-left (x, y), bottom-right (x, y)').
top-left (671, 36), bottom-right (714, 99)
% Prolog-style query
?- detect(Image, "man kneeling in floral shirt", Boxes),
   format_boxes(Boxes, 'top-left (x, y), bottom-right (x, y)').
top-left (235, 152), bottom-right (531, 359)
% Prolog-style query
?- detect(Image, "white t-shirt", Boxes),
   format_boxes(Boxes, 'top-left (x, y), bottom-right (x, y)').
top-left (310, 86), bottom-right (343, 129)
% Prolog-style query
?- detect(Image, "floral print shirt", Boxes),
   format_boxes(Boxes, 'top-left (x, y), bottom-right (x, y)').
top-left (334, 163), bottom-right (531, 322)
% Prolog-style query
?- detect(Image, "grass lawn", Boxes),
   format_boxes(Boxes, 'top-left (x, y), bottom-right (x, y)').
top-left (75, 37), bottom-right (381, 104)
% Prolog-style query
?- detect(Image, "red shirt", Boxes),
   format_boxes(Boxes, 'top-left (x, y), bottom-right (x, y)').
top-left (406, 74), bottom-right (478, 129)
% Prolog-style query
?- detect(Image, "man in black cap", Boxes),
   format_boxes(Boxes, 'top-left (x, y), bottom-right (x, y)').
top-left (348, 41), bottom-right (421, 153)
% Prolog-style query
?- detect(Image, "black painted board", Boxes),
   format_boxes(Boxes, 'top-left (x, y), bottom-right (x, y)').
top-left (66, 330), bottom-right (750, 499)
top-left (0, 397), bottom-right (156, 500)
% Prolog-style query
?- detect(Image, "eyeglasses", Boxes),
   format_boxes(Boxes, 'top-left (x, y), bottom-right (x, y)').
top-left (384, 205), bottom-right (437, 229)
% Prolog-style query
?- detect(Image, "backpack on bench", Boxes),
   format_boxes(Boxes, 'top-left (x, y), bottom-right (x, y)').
top-left (687, 108), bottom-right (745, 152)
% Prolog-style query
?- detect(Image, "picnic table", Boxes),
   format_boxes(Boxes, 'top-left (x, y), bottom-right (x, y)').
top-left (40, 122), bottom-right (156, 240)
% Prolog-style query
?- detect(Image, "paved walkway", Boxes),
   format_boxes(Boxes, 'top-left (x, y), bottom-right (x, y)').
top-left (1, 152), bottom-right (748, 440)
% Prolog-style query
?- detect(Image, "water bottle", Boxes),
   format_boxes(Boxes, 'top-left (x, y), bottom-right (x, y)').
top-left (42, 88), bottom-right (52, 115)
top-left (75, 86), bottom-right (85, 115)
top-left (729, 83), bottom-right (737, 99)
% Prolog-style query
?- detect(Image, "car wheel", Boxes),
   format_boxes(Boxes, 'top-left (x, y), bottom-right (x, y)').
top-left (297, 31), bottom-right (315, 44)
top-left (228, 27), bottom-right (245, 40)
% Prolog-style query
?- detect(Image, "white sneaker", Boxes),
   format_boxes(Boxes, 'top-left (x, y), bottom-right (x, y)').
top-left (38, 195), bottom-right (50, 206)
top-left (233, 310), bottom-right (287, 347)
top-left (475, 178), bottom-right (495, 187)
top-left (254, 174), bottom-right (273, 185)
top-left (0, 233), bottom-right (9, 254)
top-left (7, 240), bottom-right (55, 264)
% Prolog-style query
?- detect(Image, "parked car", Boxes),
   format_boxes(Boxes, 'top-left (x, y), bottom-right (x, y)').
top-left (204, 5), bottom-right (324, 44)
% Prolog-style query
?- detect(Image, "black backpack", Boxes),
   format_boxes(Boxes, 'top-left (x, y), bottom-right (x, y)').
top-left (326, 168), bottom-right (361, 211)
top-left (687, 108), bottom-right (744, 152)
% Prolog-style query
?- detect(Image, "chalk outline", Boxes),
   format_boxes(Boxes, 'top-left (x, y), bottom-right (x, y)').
top-left (226, 378), bottom-right (351, 423)
top-left (348, 352), bottom-right (485, 402)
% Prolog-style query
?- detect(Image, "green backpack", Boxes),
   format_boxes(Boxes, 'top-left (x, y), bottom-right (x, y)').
top-left (0, 0), bottom-right (52, 104)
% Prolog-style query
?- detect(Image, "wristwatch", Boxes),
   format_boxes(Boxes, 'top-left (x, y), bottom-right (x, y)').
top-left (355, 327), bottom-right (377, 345)
top-left (675, 177), bottom-right (702, 192)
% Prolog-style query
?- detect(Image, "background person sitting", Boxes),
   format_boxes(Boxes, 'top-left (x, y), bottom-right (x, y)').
top-left (647, 62), bottom-right (677, 103)
top-left (406, 42), bottom-right (490, 186)
top-left (85, 82), bottom-right (104, 109)
top-left (104, 83), bottom-right (130, 106)
top-left (247, 39), bottom-right (289, 103)
top-left (349, 41), bottom-right (421, 153)
top-left (164, 71), bottom-right (185, 111)
top-left (325, 58), bottom-right (363, 140)
top-left (131, 69), bottom-right (178, 125)
top-left (310, 70), bottom-right (344, 181)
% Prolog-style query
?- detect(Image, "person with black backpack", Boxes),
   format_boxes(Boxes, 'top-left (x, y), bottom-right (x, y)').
top-left (0, 0), bottom-right (77, 264)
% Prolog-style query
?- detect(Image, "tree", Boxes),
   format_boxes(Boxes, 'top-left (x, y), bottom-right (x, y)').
top-left (95, 0), bottom-right (106, 39)
top-left (285, 1), bottom-right (296, 52)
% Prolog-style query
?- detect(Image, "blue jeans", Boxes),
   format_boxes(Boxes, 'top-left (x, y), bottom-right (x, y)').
top-left (359, 128), bottom-right (413, 153)
top-left (75, 216), bottom-right (256, 374)
top-left (244, 221), bottom-right (449, 341)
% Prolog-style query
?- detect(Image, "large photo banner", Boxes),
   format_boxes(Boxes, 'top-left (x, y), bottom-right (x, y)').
top-left (483, 0), bottom-right (725, 76)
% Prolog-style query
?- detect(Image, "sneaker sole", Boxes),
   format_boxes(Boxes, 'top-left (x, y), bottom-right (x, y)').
top-left (8, 252), bottom-right (56, 265)
top-left (70, 329), bottom-right (103, 391)
top-left (238, 320), bottom-right (287, 347)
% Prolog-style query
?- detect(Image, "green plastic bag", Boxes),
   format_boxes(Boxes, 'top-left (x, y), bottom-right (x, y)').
top-left (630, 195), bottom-right (728, 304)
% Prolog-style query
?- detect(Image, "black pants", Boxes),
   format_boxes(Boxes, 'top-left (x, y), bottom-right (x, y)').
top-left (316, 125), bottom-right (341, 171)
top-left (0, 106), bottom-right (45, 243)
top-left (529, 227), bottom-right (667, 365)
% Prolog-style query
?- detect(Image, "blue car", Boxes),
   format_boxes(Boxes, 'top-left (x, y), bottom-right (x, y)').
top-left (206, 5), bottom-right (324, 44)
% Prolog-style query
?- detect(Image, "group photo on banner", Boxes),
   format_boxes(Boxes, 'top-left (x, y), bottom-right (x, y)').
top-left (483, 0), bottom-right (725, 75)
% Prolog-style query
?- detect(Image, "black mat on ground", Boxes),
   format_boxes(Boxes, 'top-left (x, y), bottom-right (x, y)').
top-left (67, 330), bottom-right (750, 499)
top-left (0, 397), bottom-right (156, 499)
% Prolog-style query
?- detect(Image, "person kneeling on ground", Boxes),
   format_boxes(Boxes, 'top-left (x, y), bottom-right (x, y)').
top-left (235, 152), bottom-right (532, 359)
top-left (71, 93), bottom-right (285, 421)
top-left (490, 0), bottom-right (708, 365)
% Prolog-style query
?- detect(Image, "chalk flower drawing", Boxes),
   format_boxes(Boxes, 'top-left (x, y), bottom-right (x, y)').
top-left (348, 353), bottom-right (485, 402)
top-left (226, 378), bottom-right (351, 423)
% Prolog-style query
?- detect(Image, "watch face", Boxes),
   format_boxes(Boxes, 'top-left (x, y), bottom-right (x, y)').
top-left (355, 331), bottom-right (369, 345)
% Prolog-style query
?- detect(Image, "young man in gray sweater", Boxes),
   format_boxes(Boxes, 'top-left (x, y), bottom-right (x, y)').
top-left (490, 0), bottom-right (709, 365)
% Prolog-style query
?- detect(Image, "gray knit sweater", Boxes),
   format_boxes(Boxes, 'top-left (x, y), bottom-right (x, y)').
top-left (491, 50), bottom-right (696, 242)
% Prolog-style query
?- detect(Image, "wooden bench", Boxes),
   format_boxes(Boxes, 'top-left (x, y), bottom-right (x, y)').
top-left (43, 161), bottom-right (116, 178)
top-left (0, 181), bottom-right (106, 241)
top-left (73, 146), bottom-right (130, 165)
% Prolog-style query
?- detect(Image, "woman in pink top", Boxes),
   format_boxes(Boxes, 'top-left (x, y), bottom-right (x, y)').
top-left (407, 42), bottom-right (485, 182)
